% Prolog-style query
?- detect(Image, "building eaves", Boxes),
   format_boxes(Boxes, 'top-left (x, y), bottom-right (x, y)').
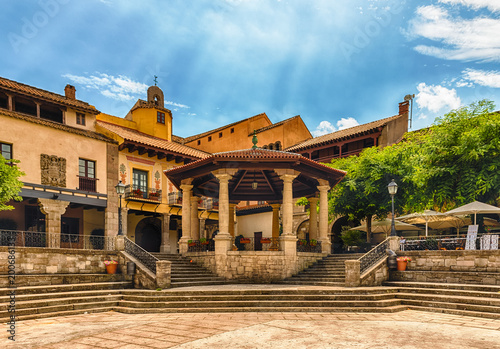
top-left (250, 115), bottom-right (302, 136)
top-left (286, 114), bottom-right (401, 152)
top-left (0, 76), bottom-right (99, 114)
top-left (0, 109), bottom-right (116, 143)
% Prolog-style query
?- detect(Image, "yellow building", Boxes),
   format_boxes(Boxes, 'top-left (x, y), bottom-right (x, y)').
top-left (0, 77), bottom-right (118, 247)
top-left (96, 85), bottom-right (216, 253)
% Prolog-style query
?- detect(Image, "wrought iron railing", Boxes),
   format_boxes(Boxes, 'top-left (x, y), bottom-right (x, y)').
top-left (78, 176), bottom-right (97, 192)
top-left (401, 234), bottom-right (498, 251)
top-left (0, 230), bottom-right (115, 250)
top-left (296, 240), bottom-right (322, 253)
top-left (168, 191), bottom-right (183, 205)
top-left (231, 237), bottom-right (281, 251)
top-left (187, 239), bottom-right (215, 252)
top-left (358, 238), bottom-right (389, 275)
top-left (124, 236), bottom-right (158, 273)
top-left (125, 184), bottom-right (162, 202)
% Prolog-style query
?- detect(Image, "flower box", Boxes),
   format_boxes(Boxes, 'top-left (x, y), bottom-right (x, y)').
top-left (240, 238), bottom-right (251, 244)
top-left (260, 238), bottom-right (271, 244)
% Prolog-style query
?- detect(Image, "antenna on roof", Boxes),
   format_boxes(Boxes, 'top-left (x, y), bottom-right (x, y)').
top-left (404, 94), bottom-right (415, 129)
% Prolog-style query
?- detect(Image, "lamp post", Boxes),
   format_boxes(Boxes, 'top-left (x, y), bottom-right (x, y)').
top-left (387, 179), bottom-right (398, 237)
top-left (115, 180), bottom-right (126, 236)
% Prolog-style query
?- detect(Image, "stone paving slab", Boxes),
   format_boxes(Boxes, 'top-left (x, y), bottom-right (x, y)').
top-left (1, 309), bottom-right (500, 348)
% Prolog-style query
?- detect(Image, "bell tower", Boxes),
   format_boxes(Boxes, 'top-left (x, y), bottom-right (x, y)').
top-left (147, 85), bottom-right (164, 108)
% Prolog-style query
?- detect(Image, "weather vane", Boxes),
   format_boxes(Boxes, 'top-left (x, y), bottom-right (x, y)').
top-left (154, 75), bottom-right (158, 86)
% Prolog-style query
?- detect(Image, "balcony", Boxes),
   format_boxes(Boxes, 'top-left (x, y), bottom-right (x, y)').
top-left (78, 176), bottom-right (97, 192)
top-left (125, 185), bottom-right (162, 202)
top-left (168, 191), bottom-right (183, 205)
top-left (167, 192), bottom-right (218, 210)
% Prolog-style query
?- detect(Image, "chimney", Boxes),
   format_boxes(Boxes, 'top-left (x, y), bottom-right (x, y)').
top-left (398, 100), bottom-right (409, 115)
top-left (65, 84), bottom-right (76, 100)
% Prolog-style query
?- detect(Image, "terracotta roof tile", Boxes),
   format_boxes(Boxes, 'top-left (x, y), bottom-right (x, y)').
top-left (286, 114), bottom-right (402, 151)
top-left (96, 120), bottom-right (210, 159)
top-left (0, 109), bottom-right (115, 143)
top-left (172, 134), bottom-right (185, 144)
top-left (0, 76), bottom-right (99, 114)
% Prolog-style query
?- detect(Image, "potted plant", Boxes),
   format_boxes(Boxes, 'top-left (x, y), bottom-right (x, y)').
top-left (310, 239), bottom-right (317, 246)
top-left (260, 237), bottom-right (271, 244)
top-left (133, 189), bottom-right (143, 197)
top-left (299, 239), bottom-right (307, 245)
top-left (240, 238), bottom-right (251, 244)
top-left (104, 260), bottom-right (118, 274)
top-left (149, 192), bottom-right (159, 200)
top-left (188, 239), bottom-right (196, 247)
top-left (396, 256), bottom-right (411, 271)
top-left (200, 237), bottom-right (209, 245)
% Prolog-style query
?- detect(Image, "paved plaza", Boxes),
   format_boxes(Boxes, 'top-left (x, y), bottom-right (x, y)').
top-left (2, 309), bottom-right (500, 349)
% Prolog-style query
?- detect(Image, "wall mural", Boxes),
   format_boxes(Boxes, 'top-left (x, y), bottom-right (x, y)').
top-left (119, 163), bottom-right (127, 184)
top-left (40, 154), bottom-right (66, 187)
top-left (154, 170), bottom-right (161, 190)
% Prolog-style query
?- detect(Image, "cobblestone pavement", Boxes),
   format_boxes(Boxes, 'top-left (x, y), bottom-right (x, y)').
top-left (2, 310), bottom-right (500, 349)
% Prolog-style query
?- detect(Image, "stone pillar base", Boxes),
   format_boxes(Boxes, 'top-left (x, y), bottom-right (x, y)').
top-left (214, 234), bottom-right (232, 254)
top-left (388, 236), bottom-right (401, 252)
top-left (178, 237), bottom-right (189, 255)
top-left (156, 260), bottom-right (172, 288)
top-left (321, 240), bottom-right (332, 254)
top-left (116, 236), bottom-right (125, 251)
top-left (345, 259), bottom-right (361, 287)
top-left (280, 235), bottom-right (298, 278)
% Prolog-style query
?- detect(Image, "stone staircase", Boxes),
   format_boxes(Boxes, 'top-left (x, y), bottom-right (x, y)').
top-left (0, 274), bottom-right (132, 321)
top-left (384, 281), bottom-right (500, 319)
top-left (151, 253), bottom-right (226, 288)
top-left (280, 253), bottom-right (364, 286)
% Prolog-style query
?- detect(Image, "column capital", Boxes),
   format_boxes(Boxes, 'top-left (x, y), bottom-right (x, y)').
top-left (270, 203), bottom-right (281, 210)
top-left (317, 185), bottom-right (330, 193)
top-left (181, 178), bottom-right (193, 185)
top-left (308, 197), bottom-right (319, 204)
top-left (212, 173), bottom-right (233, 183)
top-left (279, 173), bottom-right (298, 183)
top-left (180, 183), bottom-right (193, 191)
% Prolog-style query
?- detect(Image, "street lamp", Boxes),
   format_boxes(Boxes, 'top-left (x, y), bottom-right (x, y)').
top-left (387, 179), bottom-right (398, 237)
top-left (115, 180), bottom-right (126, 236)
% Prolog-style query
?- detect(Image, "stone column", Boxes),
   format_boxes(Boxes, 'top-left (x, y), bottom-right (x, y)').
top-left (121, 207), bottom-right (129, 237)
top-left (308, 197), bottom-right (319, 241)
top-left (229, 203), bottom-right (236, 237)
top-left (191, 196), bottom-right (200, 240)
top-left (38, 198), bottom-right (70, 248)
top-left (318, 182), bottom-right (331, 253)
top-left (179, 182), bottom-right (193, 254)
top-left (280, 173), bottom-right (298, 236)
top-left (345, 260), bottom-right (361, 287)
top-left (199, 218), bottom-right (206, 239)
top-left (105, 143), bottom-right (119, 238)
top-left (160, 213), bottom-right (171, 253)
top-left (270, 203), bottom-right (281, 251)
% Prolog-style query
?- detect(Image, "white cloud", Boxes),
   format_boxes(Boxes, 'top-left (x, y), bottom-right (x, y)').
top-left (337, 117), bottom-right (359, 130)
top-left (312, 117), bottom-right (360, 137)
top-left (63, 73), bottom-right (148, 102)
top-left (439, 0), bottom-right (500, 12)
top-left (165, 101), bottom-right (190, 109)
top-left (415, 82), bottom-right (461, 113)
top-left (461, 68), bottom-right (500, 88)
top-left (408, 5), bottom-right (500, 62)
top-left (312, 121), bottom-right (336, 137)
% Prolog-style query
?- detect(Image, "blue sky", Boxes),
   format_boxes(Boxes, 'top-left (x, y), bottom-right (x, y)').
top-left (1, 0), bottom-right (499, 137)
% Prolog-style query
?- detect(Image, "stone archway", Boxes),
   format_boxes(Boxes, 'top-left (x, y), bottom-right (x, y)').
top-left (296, 219), bottom-right (310, 240)
top-left (135, 217), bottom-right (162, 252)
top-left (330, 216), bottom-right (359, 254)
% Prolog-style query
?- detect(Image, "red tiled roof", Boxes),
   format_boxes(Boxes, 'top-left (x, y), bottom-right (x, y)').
top-left (96, 121), bottom-right (210, 159)
top-left (172, 134), bottom-right (185, 144)
top-left (0, 109), bottom-right (115, 143)
top-left (183, 113), bottom-right (270, 143)
top-left (0, 76), bottom-right (99, 114)
top-left (286, 114), bottom-right (402, 151)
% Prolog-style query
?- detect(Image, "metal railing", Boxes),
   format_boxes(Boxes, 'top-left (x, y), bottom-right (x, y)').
top-left (296, 240), bottom-right (322, 253)
top-left (124, 236), bottom-right (158, 273)
top-left (187, 239), bottom-right (215, 252)
top-left (232, 237), bottom-right (281, 251)
top-left (168, 191), bottom-right (183, 205)
top-left (401, 234), bottom-right (499, 251)
top-left (125, 184), bottom-right (162, 202)
top-left (358, 238), bottom-right (389, 275)
top-left (0, 230), bottom-right (115, 250)
top-left (78, 176), bottom-right (97, 192)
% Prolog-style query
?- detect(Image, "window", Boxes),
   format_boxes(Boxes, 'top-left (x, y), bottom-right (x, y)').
top-left (197, 140), bottom-right (201, 145)
top-left (219, 132), bottom-right (223, 138)
top-left (1, 142), bottom-right (12, 161)
top-left (157, 111), bottom-right (165, 124)
top-left (79, 159), bottom-right (97, 192)
top-left (76, 113), bottom-right (86, 125)
top-left (133, 169), bottom-right (148, 198)
top-left (230, 128), bottom-right (234, 134)
top-left (208, 136), bottom-right (212, 142)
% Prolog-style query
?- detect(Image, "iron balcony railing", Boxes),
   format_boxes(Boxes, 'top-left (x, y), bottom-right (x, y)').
top-left (358, 238), bottom-right (389, 275)
top-left (78, 176), bottom-right (98, 192)
top-left (125, 184), bottom-right (162, 202)
top-left (168, 191), bottom-right (183, 205)
top-left (0, 230), bottom-right (115, 250)
top-left (167, 192), bottom-right (219, 210)
top-left (187, 239), bottom-right (215, 252)
top-left (296, 240), bottom-right (322, 253)
top-left (231, 237), bottom-right (281, 251)
top-left (124, 236), bottom-right (158, 274)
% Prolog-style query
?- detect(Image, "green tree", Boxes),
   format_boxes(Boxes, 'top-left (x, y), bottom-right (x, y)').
top-left (0, 155), bottom-right (24, 211)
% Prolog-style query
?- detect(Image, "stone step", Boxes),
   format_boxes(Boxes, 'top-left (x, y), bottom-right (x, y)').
top-left (115, 304), bottom-right (406, 314)
top-left (387, 286), bottom-right (500, 300)
top-left (0, 294), bottom-right (122, 312)
top-left (396, 293), bottom-right (500, 308)
top-left (383, 281), bottom-right (500, 293)
top-left (171, 277), bottom-right (226, 282)
top-left (401, 298), bottom-right (500, 316)
top-left (0, 281), bottom-right (132, 296)
top-left (170, 281), bottom-right (227, 288)
top-left (390, 270), bottom-right (500, 285)
top-left (278, 281), bottom-right (346, 287)
top-left (285, 278), bottom-right (346, 283)
top-left (0, 273), bottom-right (126, 287)
top-left (404, 305), bottom-right (500, 320)
top-left (2, 306), bottom-right (115, 322)
top-left (0, 289), bottom-right (123, 303)
top-left (117, 298), bottom-right (402, 309)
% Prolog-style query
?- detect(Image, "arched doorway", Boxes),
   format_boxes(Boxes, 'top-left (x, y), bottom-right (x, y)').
top-left (296, 219), bottom-right (310, 240)
top-left (135, 217), bottom-right (162, 252)
top-left (330, 216), bottom-right (359, 254)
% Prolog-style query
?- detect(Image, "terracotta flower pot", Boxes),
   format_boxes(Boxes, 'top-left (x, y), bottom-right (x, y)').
top-left (106, 264), bottom-right (118, 274)
top-left (396, 260), bottom-right (407, 271)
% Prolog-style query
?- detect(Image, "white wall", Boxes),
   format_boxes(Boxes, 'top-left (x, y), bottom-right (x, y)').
top-left (236, 211), bottom-right (272, 238)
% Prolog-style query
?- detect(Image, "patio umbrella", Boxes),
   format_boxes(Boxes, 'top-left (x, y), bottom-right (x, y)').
top-left (396, 210), bottom-right (449, 237)
top-left (350, 218), bottom-right (422, 236)
top-left (427, 216), bottom-right (500, 236)
top-left (445, 201), bottom-right (500, 225)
